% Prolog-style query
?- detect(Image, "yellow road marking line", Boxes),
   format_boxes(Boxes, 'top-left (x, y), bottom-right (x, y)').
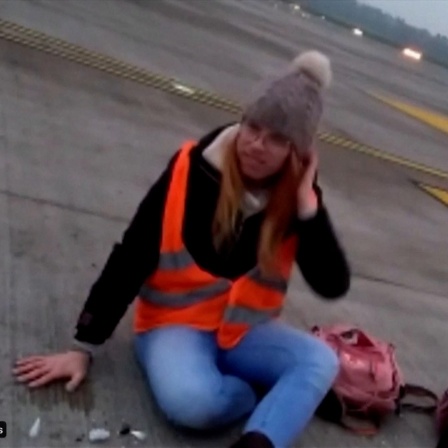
top-left (1, 19), bottom-right (448, 180)
top-left (368, 92), bottom-right (448, 135)
top-left (347, 143), bottom-right (448, 179)
top-left (417, 183), bottom-right (448, 208)
top-left (340, 141), bottom-right (358, 150)
top-left (0, 20), bottom-right (241, 114)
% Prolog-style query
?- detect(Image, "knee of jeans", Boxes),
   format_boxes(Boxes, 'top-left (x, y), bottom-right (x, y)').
top-left (155, 381), bottom-right (221, 431)
top-left (307, 339), bottom-right (340, 388)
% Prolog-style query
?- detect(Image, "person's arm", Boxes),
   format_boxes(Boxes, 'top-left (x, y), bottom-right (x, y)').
top-left (72, 152), bottom-right (180, 353)
top-left (295, 181), bottom-right (351, 299)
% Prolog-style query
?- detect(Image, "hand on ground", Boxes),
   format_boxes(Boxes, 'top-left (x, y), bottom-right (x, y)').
top-left (12, 350), bottom-right (91, 392)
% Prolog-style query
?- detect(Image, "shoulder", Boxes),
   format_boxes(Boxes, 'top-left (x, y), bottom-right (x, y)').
top-left (190, 122), bottom-right (238, 159)
top-left (187, 122), bottom-right (239, 177)
top-left (196, 122), bottom-right (237, 148)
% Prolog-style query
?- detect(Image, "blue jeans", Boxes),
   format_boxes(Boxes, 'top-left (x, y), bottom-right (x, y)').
top-left (134, 320), bottom-right (339, 448)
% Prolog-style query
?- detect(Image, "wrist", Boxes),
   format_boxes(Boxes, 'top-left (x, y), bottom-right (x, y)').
top-left (70, 339), bottom-right (98, 359)
top-left (298, 207), bottom-right (318, 220)
top-left (298, 191), bottom-right (318, 219)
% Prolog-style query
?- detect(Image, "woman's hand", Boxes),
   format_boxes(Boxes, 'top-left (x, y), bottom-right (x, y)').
top-left (12, 350), bottom-right (91, 392)
top-left (297, 150), bottom-right (319, 218)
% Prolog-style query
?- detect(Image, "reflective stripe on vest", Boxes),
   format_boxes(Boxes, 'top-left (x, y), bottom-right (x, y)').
top-left (158, 248), bottom-right (194, 270)
top-left (139, 279), bottom-right (231, 307)
top-left (246, 267), bottom-right (288, 292)
top-left (223, 304), bottom-right (282, 325)
top-left (140, 260), bottom-right (288, 308)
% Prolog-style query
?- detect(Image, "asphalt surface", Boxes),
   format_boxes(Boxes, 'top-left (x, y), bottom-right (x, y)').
top-left (1, 1), bottom-right (447, 447)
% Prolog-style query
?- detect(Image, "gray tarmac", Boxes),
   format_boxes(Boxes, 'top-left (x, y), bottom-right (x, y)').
top-left (1, 1), bottom-right (447, 447)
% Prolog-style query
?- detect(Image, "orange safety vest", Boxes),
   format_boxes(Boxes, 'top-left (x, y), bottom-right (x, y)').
top-left (133, 140), bottom-right (298, 349)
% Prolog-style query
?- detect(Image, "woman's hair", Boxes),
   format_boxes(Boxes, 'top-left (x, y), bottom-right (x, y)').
top-left (212, 138), bottom-right (301, 275)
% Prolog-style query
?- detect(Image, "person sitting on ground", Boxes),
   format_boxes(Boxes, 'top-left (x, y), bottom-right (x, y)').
top-left (13, 50), bottom-right (351, 448)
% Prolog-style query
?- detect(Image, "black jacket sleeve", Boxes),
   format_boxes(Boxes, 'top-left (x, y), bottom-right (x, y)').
top-left (74, 152), bottom-right (180, 345)
top-left (295, 181), bottom-right (351, 299)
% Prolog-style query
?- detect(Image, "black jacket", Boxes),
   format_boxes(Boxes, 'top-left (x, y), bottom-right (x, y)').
top-left (74, 125), bottom-right (351, 345)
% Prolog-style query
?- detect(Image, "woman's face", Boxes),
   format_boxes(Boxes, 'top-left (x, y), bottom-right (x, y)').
top-left (235, 121), bottom-right (294, 181)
